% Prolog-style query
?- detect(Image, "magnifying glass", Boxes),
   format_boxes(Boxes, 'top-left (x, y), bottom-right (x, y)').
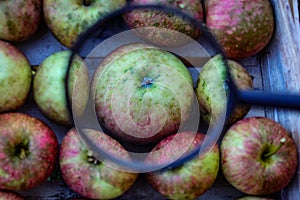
top-left (66, 1), bottom-right (300, 173)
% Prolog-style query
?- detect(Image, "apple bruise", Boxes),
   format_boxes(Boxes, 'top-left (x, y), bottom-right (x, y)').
top-left (93, 43), bottom-right (194, 144)
top-left (145, 132), bottom-right (220, 199)
top-left (59, 128), bottom-right (138, 199)
top-left (205, 0), bottom-right (274, 59)
top-left (221, 117), bottom-right (298, 195)
top-left (0, 113), bottom-right (58, 190)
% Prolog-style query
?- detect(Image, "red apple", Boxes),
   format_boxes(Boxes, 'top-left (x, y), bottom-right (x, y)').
top-left (221, 117), bottom-right (298, 195)
top-left (0, 112), bottom-right (58, 190)
top-left (0, 190), bottom-right (25, 200)
top-left (0, 40), bottom-right (32, 113)
top-left (123, 0), bottom-right (203, 46)
top-left (0, 0), bottom-right (42, 42)
top-left (205, 0), bottom-right (275, 59)
top-left (145, 132), bottom-right (220, 199)
top-left (59, 128), bottom-right (138, 199)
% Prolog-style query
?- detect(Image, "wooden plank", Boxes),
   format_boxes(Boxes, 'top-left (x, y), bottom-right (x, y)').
top-left (261, 0), bottom-right (300, 199)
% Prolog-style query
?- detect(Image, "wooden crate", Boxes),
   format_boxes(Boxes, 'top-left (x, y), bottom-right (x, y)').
top-left (9, 0), bottom-right (300, 199)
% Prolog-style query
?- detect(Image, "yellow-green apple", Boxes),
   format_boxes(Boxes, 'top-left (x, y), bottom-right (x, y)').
top-left (0, 40), bottom-right (32, 113)
top-left (195, 54), bottom-right (253, 126)
top-left (145, 131), bottom-right (220, 199)
top-left (221, 117), bottom-right (298, 195)
top-left (0, 112), bottom-right (58, 190)
top-left (92, 43), bottom-right (194, 144)
top-left (59, 128), bottom-right (138, 199)
top-left (33, 50), bottom-right (89, 126)
top-left (43, 0), bottom-right (126, 47)
top-left (0, 0), bottom-right (42, 42)
top-left (123, 0), bottom-right (203, 46)
top-left (0, 190), bottom-right (25, 200)
top-left (205, 0), bottom-right (274, 59)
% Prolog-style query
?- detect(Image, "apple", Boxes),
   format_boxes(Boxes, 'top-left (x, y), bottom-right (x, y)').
top-left (33, 50), bottom-right (89, 126)
top-left (0, 112), bottom-right (58, 190)
top-left (43, 0), bottom-right (126, 47)
top-left (221, 117), bottom-right (298, 195)
top-left (0, 0), bottom-right (42, 42)
top-left (92, 43), bottom-right (195, 144)
top-left (0, 40), bottom-right (32, 113)
top-left (145, 131), bottom-right (219, 199)
top-left (195, 54), bottom-right (253, 126)
top-left (59, 128), bottom-right (138, 199)
top-left (123, 0), bottom-right (203, 46)
top-left (0, 190), bottom-right (24, 200)
top-left (205, 0), bottom-right (275, 59)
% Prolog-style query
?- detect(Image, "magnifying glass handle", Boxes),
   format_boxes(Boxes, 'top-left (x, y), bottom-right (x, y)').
top-left (237, 90), bottom-right (300, 110)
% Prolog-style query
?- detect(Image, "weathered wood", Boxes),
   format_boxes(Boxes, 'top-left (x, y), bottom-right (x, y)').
top-left (261, 0), bottom-right (300, 200)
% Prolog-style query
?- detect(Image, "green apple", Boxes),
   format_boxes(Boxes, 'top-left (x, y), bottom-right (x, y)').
top-left (195, 54), bottom-right (253, 125)
top-left (0, 0), bottom-right (42, 42)
top-left (92, 43), bottom-right (195, 144)
top-left (33, 50), bottom-right (89, 126)
top-left (221, 117), bottom-right (298, 195)
top-left (0, 40), bottom-right (32, 113)
top-left (43, 0), bottom-right (126, 47)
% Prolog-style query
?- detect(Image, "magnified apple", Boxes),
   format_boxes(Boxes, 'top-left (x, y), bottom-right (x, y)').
top-left (43, 0), bottom-right (126, 47)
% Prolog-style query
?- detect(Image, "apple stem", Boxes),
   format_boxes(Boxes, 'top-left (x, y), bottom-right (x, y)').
top-left (87, 150), bottom-right (100, 165)
top-left (19, 148), bottom-right (27, 159)
top-left (83, 0), bottom-right (91, 6)
top-left (263, 138), bottom-right (286, 158)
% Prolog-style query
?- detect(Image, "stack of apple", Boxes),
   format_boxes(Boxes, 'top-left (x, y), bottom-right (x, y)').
top-left (0, 0), bottom-right (298, 200)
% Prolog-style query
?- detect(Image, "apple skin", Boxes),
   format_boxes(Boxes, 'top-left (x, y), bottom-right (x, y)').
top-left (205, 0), bottom-right (274, 59)
top-left (0, 190), bottom-right (25, 200)
top-left (123, 0), bottom-right (203, 46)
top-left (221, 117), bottom-right (298, 195)
top-left (0, 0), bottom-right (42, 42)
top-left (59, 128), bottom-right (138, 199)
top-left (0, 112), bottom-right (59, 190)
top-left (43, 0), bottom-right (126, 47)
top-left (195, 54), bottom-right (253, 126)
top-left (33, 50), bottom-right (89, 126)
top-left (0, 41), bottom-right (32, 113)
top-left (145, 132), bottom-right (220, 199)
top-left (92, 43), bottom-right (194, 144)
